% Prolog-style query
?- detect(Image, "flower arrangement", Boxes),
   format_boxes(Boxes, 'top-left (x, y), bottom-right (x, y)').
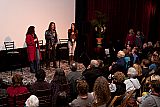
top-left (91, 11), bottom-right (107, 38)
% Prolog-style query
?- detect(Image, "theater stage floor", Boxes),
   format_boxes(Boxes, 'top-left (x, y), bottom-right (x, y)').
top-left (0, 60), bottom-right (85, 85)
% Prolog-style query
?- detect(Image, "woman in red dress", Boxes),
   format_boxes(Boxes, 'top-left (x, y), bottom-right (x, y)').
top-left (25, 26), bottom-right (41, 73)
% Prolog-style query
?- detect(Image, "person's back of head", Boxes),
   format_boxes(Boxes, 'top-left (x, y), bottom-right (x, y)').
top-left (113, 71), bottom-right (125, 83)
top-left (117, 51), bottom-right (125, 58)
top-left (90, 60), bottom-right (99, 68)
top-left (141, 59), bottom-right (150, 68)
top-left (97, 60), bottom-right (104, 68)
top-left (52, 68), bottom-right (67, 84)
top-left (35, 69), bottom-right (46, 81)
top-left (93, 76), bottom-right (111, 105)
top-left (12, 74), bottom-right (23, 87)
top-left (76, 80), bottom-right (89, 96)
top-left (150, 80), bottom-right (160, 94)
top-left (70, 62), bottom-right (77, 72)
top-left (127, 67), bottom-right (138, 78)
top-left (25, 95), bottom-right (39, 107)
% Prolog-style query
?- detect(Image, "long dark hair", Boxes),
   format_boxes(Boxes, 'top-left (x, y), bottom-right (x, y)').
top-left (70, 23), bottom-right (77, 32)
top-left (48, 22), bottom-right (56, 31)
top-left (51, 68), bottom-right (67, 84)
top-left (26, 26), bottom-right (35, 35)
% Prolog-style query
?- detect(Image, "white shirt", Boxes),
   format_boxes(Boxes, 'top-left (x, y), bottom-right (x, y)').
top-left (124, 78), bottom-right (141, 92)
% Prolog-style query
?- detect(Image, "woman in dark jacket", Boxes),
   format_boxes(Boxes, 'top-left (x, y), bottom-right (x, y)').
top-left (51, 68), bottom-right (70, 107)
top-left (45, 22), bottom-right (58, 68)
top-left (68, 23), bottom-right (78, 63)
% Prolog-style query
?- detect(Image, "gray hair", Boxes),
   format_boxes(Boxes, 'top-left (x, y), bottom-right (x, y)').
top-left (90, 60), bottom-right (99, 68)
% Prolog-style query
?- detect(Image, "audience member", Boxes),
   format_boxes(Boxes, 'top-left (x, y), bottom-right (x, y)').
top-left (92, 76), bottom-right (111, 107)
top-left (124, 67), bottom-right (141, 93)
top-left (140, 43), bottom-right (148, 60)
top-left (7, 74), bottom-right (28, 107)
top-left (154, 41), bottom-right (160, 52)
top-left (149, 51), bottom-right (159, 71)
top-left (66, 62), bottom-right (82, 101)
top-left (112, 71), bottom-right (126, 97)
top-left (69, 80), bottom-right (94, 107)
top-left (142, 80), bottom-right (160, 107)
top-left (133, 63), bottom-right (143, 81)
top-left (51, 68), bottom-right (70, 107)
top-left (141, 59), bottom-right (150, 77)
top-left (0, 78), bottom-right (7, 97)
top-left (111, 51), bottom-right (126, 74)
top-left (25, 95), bottom-right (39, 107)
top-left (29, 69), bottom-right (51, 94)
top-left (82, 60), bottom-right (102, 92)
top-left (130, 47), bottom-right (140, 66)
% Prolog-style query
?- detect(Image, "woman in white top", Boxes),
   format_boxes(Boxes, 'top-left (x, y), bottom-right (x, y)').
top-left (124, 67), bottom-right (141, 92)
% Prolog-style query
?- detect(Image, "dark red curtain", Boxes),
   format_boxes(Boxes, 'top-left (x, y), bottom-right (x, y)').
top-left (76, 0), bottom-right (160, 59)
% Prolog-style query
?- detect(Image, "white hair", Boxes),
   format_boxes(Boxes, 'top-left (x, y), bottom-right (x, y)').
top-left (90, 60), bottom-right (99, 68)
top-left (25, 95), bottom-right (39, 107)
top-left (127, 67), bottom-right (138, 78)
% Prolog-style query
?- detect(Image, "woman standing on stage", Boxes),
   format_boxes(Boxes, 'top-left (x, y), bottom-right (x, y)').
top-left (26, 26), bottom-right (41, 73)
top-left (68, 23), bottom-right (78, 64)
top-left (45, 22), bottom-right (58, 69)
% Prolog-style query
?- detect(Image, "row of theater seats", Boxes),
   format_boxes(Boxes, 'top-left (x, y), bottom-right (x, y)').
top-left (0, 89), bottom-right (51, 107)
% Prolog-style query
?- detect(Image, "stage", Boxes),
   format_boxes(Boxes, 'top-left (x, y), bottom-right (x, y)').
top-left (0, 60), bottom-right (85, 86)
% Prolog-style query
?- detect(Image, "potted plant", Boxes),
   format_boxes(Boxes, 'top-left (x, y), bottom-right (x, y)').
top-left (91, 11), bottom-right (107, 47)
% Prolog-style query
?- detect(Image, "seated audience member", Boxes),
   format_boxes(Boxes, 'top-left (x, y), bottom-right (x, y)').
top-left (140, 43), bottom-right (148, 60)
top-left (141, 80), bottom-right (160, 107)
top-left (0, 78), bottom-right (7, 97)
top-left (29, 69), bottom-right (51, 94)
top-left (124, 67), bottom-right (141, 93)
top-left (82, 60), bottom-right (102, 92)
top-left (92, 76), bottom-right (111, 107)
top-left (66, 62), bottom-right (82, 101)
top-left (141, 59), bottom-right (150, 77)
top-left (25, 95), bottom-right (39, 107)
top-left (111, 51), bottom-right (126, 74)
top-left (130, 47), bottom-right (139, 66)
top-left (149, 51), bottom-right (159, 71)
top-left (51, 68), bottom-right (70, 107)
top-left (7, 74), bottom-right (28, 107)
top-left (97, 60), bottom-right (110, 79)
top-left (133, 63), bottom-right (143, 81)
top-left (147, 41), bottom-right (154, 55)
top-left (123, 48), bottom-right (131, 70)
top-left (112, 71), bottom-right (126, 97)
top-left (69, 80), bottom-right (94, 107)
top-left (154, 41), bottom-right (160, 52)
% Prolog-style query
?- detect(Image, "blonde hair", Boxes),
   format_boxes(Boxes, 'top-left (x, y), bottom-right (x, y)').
top-left (133, 63), bottom-right (142, 76)
top-left (114, 71), bottom-right (125, 82)
top-left (117, 51), bottom-right (125, 58)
